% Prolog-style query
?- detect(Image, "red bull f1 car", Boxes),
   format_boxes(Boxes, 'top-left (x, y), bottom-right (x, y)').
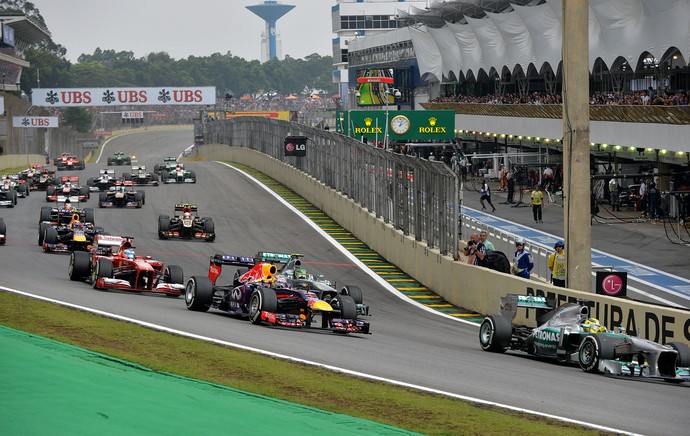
top-left (185, 252), bottom-right (370, 334)
top-left (479, 294), bottom-right (690, 383)
top-left (46, 176), bottom-right (89, 202)
top-left (68, 235), bottom-right (185, 296)
top-left (158, 204), bottom-right (215, 241)
top-left (39, 203), bottom-right (95, 245)
top-left (40, 213), bottom-right (105, 253)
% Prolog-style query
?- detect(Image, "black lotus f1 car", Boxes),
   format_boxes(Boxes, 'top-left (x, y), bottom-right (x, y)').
top-left (158, 204), bottom-right (214, 241)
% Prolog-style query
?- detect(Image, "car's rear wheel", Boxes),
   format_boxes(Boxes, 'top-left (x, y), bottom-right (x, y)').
top-left (99, 192), bottom-right (107, 207)
top-left (92, 258), bottom-right (113, 289)
top-left (163, 265), bottom-right (184, 298)
top-left (10, 190), bottom-right (17, 206)
top-left (40, 206), bottom-right (52, 223)
top-left (161, 170), bottom-right (169, 182)
top-left (188, 170), bottom-right (197, 183)
top-left (158, 215), bottom-right (171, 239)
top-left (134, 192), bottom-right (143, 208)
top-left (249, 287), bottom-right (278, 324)
top-left (83, 208), bottom-right (95, 224)
top-left (340, 285), bottom-right (363, 304)
top-left (479, 315), bottom-right (512, 352)
top-left (46, 186), bottom-right (55, 200)
top-left (69, 251), bottom-right (91, 281)
top-left (185, 276), bottom-right (213, 312)
top-left (0, 218), bottom-right (5, 244)
top-left (578, 334), bottom-right (615, 373)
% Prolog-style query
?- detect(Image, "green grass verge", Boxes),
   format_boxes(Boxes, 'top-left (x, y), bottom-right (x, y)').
top-left (0, 292), bottom-right (610, 435)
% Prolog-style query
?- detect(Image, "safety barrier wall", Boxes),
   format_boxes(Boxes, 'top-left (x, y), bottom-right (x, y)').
top-left (194, 142), bottom-right (690, 345)
top-left (0, 93), bottom-right (92, 169)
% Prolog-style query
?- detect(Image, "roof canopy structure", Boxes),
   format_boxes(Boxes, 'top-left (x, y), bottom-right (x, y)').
top-left (395, 0), bottom-right (690, 82)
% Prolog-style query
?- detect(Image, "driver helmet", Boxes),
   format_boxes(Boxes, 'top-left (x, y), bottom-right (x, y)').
top-left (64, 203), bottom-right (73, 211)
top-left (124, 248), bottom-right (135, 260)
top-left (582, 318), bottom-right (606, 333)
top-left (295, 268), bottom-right (308, 280)
top-left (183, 211), bottom-right (192, 218)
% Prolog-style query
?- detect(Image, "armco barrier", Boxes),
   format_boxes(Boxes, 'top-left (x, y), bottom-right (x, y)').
top-left (196, 143), bottom-right (690, 345)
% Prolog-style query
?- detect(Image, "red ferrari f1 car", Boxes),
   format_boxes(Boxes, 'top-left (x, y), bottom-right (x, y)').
top-left (68, 235), bottom-right (185, 296)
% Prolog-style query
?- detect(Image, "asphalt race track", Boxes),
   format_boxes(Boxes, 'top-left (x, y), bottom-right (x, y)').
top-left (1, 129), bottom-right (688, 436)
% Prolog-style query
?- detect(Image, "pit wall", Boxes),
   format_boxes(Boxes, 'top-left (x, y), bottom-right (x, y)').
top-left (193, 143), bottom-right (690, 345)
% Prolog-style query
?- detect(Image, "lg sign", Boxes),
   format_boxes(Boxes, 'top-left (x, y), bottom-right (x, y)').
top-left (284, 136), bottom-right (308, 157)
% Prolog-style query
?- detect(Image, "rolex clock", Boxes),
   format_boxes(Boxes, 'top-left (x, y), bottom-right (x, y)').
top-left (390, 114), bottom-right (411, 135)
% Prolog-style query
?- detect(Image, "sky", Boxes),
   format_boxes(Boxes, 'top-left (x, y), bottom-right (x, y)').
top-left (31, 0), bottom-right (334, 62)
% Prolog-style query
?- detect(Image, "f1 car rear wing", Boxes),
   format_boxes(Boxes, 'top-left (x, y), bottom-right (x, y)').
top-left (254, 251), bottom-right (301, 264)
top-left (175, 203), bottom-right (198, 212)
top-left (60, 175), bottom-right (80, 183)
top-left (99, 169), bottom-right (115, 176)
top-left (211, 254), bottom-right (256, 268)
top-left (164, 157), bottom-right (177, 162)
top-left (131, 165), bottom-right (146, 171)
top-left (499, 294), bottom-right (556, 321)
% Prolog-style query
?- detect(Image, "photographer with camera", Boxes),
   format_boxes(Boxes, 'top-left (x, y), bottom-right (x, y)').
top-left (463, 233), bottom-right (488, 266)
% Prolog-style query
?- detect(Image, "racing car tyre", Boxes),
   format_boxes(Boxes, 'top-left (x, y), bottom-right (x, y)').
top-left (93, 258), bottom-right (113, 289)
top-left (185, 276), bottom-right (213, 312)
top-left (0, 218), bottom-right (5, 244)
top-left (46, 186), bottom-right (55, 200)
top-left (10, 190), bottom-right (17, 206)
top-left (161, 170), bottom-right (169, 182)
top-left (98, 192), bottom-right (107, 207)
top-left (578, 334), bottom-right (616, 373)
top-left (38, 222), bottom-right (50, 245)
top-left (154, 164), bottom-right (162, 173)
top-left (87, 177), bottom-right (95, 187)
top-left (123, 173), bottom-right (132, 181)
top-left (667, 342), bottom-right (690, 367)
top-left (69, 251), bottom-right (91, 281)
top-left (203, 218), bottom-right (215, 241)
top-left (44, 227), bottom-right (58, 246)
top-left (332, 294), bottom-right (357, 320)
top-left (158, 215), bottom-right (170, 239)
top-left (79, 186), bottom-right (90, 199)
top-left (479, 315), bottom-right (513, 352)
top-left (40, 206), bottom-right (52, 223)
top-left (134, 192), bottom-right (143, 208)
top-left (340, 285), bottom-right (363, 305)
top-left (107, 158), bottom-right (113, 166)
top-left (151, 174), bottom-right (159, 183)
top-left (84, 208), bottom-right (95, 224)
top-left (19, 183), bottom-right (29, 196)
top-left (163, 265), bottom-right (184, 298)
top-left (249, 287), bottom-right (278, 324)
top-left (188, 170), bottom-right (197, 183)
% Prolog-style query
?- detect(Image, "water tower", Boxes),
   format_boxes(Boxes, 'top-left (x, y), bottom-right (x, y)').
top-left (246, 1), bottom-right (295, 61)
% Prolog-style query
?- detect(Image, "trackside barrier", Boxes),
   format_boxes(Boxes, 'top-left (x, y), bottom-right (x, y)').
top-left (195, 142), bottom-right (690, 345)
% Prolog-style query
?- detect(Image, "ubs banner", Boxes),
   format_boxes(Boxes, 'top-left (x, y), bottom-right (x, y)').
top-left (31, 87), bottom-right (216, 107)
top-left (336, 110), bottom-right (455, 142)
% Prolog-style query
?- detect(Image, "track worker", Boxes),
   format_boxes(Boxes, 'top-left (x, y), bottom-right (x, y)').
top-left (548, 240), bottom-right (566, 287)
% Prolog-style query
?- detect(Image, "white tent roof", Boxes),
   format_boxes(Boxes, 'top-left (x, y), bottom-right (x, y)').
top-left (398, 0), bottom-right (690, 81)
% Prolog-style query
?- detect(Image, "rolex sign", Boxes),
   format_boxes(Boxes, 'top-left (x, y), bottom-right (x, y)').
top-left (284, 135), bottom-right (307, 157)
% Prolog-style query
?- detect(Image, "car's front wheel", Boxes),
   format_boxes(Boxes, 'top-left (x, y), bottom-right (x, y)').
top-left (69, 251), bottom-right (91, 281)
top-left (578, 334), bottom-right (615, 373)
top-left (248, 287), bottom-right (277, 324)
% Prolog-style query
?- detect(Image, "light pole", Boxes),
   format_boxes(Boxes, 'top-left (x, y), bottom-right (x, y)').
top-left (383, 88), bottom-right (401, 150)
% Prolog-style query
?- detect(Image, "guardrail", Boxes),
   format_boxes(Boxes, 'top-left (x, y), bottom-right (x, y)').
top-left (204, 116), bottom-right (461, 258)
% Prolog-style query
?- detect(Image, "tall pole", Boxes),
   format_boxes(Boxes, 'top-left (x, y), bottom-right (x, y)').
top-left (562, 0), bottom-right (592, 291)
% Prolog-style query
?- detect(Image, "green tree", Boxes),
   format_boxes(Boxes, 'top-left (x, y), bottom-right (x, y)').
top-left (61, 107), bottom-right (92, 132)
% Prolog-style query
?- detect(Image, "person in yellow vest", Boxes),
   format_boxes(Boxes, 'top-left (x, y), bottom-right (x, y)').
top-left (548, 240), bottom-right (566, 287)
top-left (531, 184), bottom-right (544, 223)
